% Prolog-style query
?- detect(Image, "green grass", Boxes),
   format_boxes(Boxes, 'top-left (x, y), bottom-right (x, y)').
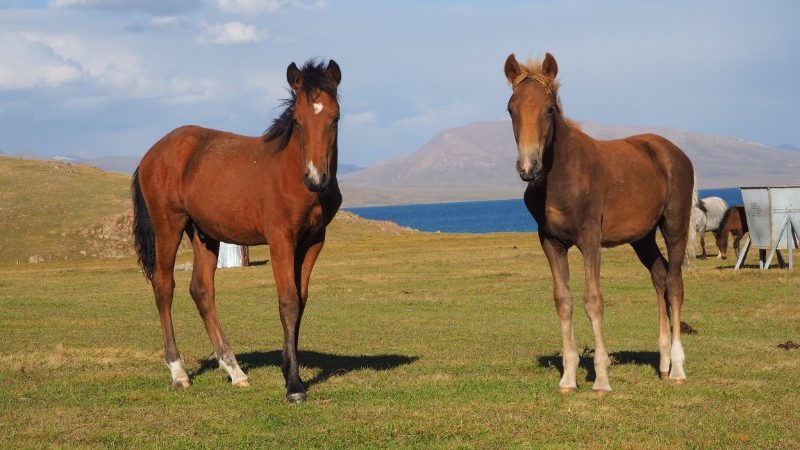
top-left (1, 226), bottom-right (798, 448)
top-left (0, 157), bottom-right (131, 263)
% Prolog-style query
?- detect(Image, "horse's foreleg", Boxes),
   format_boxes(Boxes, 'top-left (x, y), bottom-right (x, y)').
top-left (580, 241), bottom-right (612, 393)
top-left (294, 233), bottom-right (326, 351)
top-left (188, 233), bottom-right (248, 387)
top-left (269, 235), bottom-right (306, 403)
top-left (540, 236), bottom-right (577, 393)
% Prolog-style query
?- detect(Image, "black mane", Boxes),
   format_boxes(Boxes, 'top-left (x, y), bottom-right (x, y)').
top-left (263, 59), bottom-right (339, 151)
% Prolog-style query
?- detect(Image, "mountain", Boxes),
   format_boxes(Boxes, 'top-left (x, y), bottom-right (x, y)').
top-left (776, 143), bottom-right (800, 152)
top-left (340, 120), bottom-right (800, 206)
top-left (338, 163), bottom-right (364, 175)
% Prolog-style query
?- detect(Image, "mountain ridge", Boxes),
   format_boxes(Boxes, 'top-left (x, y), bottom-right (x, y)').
top-left (340, 120), bottom-right (800, 206)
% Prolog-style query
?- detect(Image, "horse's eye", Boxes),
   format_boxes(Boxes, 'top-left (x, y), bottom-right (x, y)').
top-left (545, 106), bottom-right (554, 117)
top-left (332, 117), bottom-right (340, 127)
top-left (507, 107), bottom-right (514, 116)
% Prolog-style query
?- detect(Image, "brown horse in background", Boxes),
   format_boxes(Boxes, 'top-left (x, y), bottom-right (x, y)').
top-left (504, 52), bottom-right (696, 392)
top-left (131, 60), bottom-right (342, 403)
top-left (715, 206), bottom-right (749, 259)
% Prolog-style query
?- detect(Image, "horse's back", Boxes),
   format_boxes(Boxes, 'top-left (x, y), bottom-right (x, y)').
top-left (591, 133), bottom-right (693, 245)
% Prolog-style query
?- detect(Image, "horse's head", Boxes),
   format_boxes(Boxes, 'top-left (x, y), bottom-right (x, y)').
top-left (286, 59), bottom-right (341, 192)
top-left (504, 52), bottom-right (560, 182)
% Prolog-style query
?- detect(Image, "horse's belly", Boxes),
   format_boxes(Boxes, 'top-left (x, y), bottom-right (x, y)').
top-left (601, 206), bottom-right (661, 246)
top-left (190, 209), bottom-right (268, 246)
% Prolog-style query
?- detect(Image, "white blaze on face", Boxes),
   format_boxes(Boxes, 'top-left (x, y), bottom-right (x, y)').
top-left (312, 102), bottom-right (323, 114)
top-left (306, 161), bottom-right (321, 184)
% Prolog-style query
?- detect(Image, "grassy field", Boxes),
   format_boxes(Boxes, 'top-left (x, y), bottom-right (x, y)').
top-left (1, 221), bottom-right (798, 448)
top-left (0, 157), bottom-right (134, 263)
top-left (1, 156), bottom-right (798, 447)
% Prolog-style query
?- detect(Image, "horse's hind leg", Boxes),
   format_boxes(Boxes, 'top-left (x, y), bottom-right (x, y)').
top-left (699, 228), bottom-right (707, 259)
top-left (631, 230), bottom-right (671, 378)
top-left (152, 213), bottom-right (189, 388)
top-left (188, 228), bottom-right (249, 387)
top-left (661, 217), bottom-right (689, 384)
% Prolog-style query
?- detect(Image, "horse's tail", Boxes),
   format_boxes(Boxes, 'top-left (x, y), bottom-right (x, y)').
top-left (131, 168), bottom-right (156, 282)
top-left (683, 175), bottom-right (699, 272)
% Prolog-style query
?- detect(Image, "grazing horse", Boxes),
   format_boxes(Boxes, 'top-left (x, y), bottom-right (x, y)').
top-left (715, 206), bottom-right (749, 260)
top-left (131, 60), bottom-right (343, 403)
top-left (694, 196), bottom-right (728, 258)
top-left (504, 52), bottom-right (697, 392)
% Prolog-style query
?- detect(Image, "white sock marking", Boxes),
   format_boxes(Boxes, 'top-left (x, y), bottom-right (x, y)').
top-left (312, 102), bottom-right (323, 114)
top-left (168, 359), bottom-right (188, 382)
top-left (219, 358), bottom-right (248, 384)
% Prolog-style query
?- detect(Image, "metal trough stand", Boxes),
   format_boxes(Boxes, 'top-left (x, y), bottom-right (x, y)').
top-left (735, 186), bottom-right (800, 270)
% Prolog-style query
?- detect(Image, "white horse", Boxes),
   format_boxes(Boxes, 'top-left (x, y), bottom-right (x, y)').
top-left (694, 196), bottom-right (728, 258)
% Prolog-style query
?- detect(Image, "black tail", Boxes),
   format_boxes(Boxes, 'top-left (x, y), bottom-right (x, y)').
top-left (131, 168), bottom-right (155, 282)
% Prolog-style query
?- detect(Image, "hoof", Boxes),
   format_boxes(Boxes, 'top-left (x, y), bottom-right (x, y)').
top-left (558, 386), bottom-right (577, 394)
top-left (286, 392), bottom-right (306, 404)
top-left (173, 378), bottom-right (190, 389)
top-left (233, 378), bottom-right (251, 388)
top-left (661, 372), bottom-right (670, 380)
top-left (673, 378), bottom-right (688, 385)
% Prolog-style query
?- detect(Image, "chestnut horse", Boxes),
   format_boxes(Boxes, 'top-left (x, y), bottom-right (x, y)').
top-left (504, 53), bottom-right (696, 392)
top-left (715, 206), bottom-right (749, 260)
top-left (131, 60), bottom-right (342, 403)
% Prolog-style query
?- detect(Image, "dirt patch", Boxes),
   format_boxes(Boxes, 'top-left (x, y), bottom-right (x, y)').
top-left (334, 210), bottom-right (416, 234)
top-left (73, 207), bottom-right (191, 259)
top-left (776, 340), bottom-right (799, 350)
top-left (680, 321), bottom-right (698, 335)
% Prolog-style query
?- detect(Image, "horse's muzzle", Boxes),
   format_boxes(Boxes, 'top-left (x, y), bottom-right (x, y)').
top-left (304, 172), bottom-right (329, 192)
top-left (517, 158), bottom-right (540, 182)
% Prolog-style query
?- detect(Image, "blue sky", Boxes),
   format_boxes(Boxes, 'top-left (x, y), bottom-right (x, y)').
top-left (0, 0), bottom-right (798, 165)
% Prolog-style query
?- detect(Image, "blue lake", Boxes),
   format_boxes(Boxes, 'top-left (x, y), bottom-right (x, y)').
top-left (346, 187), bottom-right (743, 233)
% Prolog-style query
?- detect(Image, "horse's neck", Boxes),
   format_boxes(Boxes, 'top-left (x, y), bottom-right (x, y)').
top-left (273, 135), bottom-right (340, 183)
top-left (549, 115), bottom-right (589, 174)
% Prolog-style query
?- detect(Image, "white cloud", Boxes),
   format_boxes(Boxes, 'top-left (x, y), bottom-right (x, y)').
top-left (214, 0), bottom-right (328, 15)
top-left (344, 110), bottom-right (377, 126)
top-left (394, 102), bottom-right (478, 129)
top-left (125, 15), bottom-right (186, 33)
top-left (50, 0), bottom-right (201, 14)
top-left (196, 21), bottom-right (265, 45)
top-left (0, 32), bottom-right (216, 104)
top-left (0, 34), bottom-right (84, 90)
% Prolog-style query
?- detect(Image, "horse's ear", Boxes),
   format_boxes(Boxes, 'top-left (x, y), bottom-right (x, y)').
top-left (326, 59), bottom-right (341, 86)
top-left (504, 53), bottom-right (522, 85)
top-left (542, 52), bottom-right (558, 79)
top-left (287, 62), bottom-right (302, 91)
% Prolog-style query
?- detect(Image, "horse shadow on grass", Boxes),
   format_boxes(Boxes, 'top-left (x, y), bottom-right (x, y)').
top-left (190, 350), bottom-right (419, 388)
top-left (537, 350), bottom-right (659, 382)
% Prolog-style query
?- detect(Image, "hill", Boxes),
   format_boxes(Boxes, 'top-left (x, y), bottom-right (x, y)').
top-left (0, 157), bottom-right (408, 264)
top-left (340, 120), bottom-right (800, 206)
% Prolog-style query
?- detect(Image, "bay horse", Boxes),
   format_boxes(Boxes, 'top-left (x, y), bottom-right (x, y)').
top-left (715, 205), bottom-right (749, 260)
top-left (504, 53), bottom-right (697, 392)
top-left (694, 196), bottom-right (728, 259)
top-left (131, 59), bottom-right (342, 403)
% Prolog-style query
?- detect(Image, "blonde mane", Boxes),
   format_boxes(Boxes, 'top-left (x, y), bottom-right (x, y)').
top-left (511, 58), bottom-right (562, 95)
